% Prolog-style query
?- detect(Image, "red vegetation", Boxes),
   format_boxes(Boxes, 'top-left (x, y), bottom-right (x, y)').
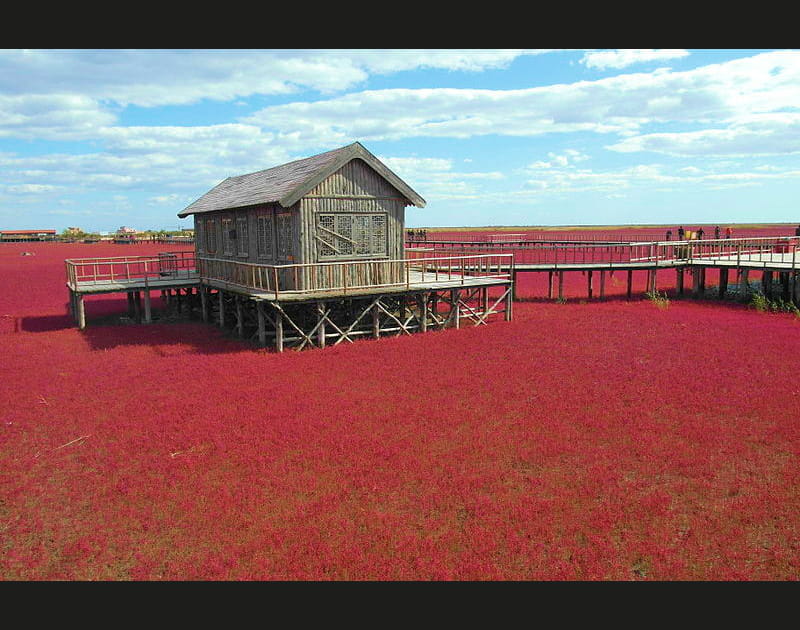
top-left (1, 236), bottom-right (799, 580)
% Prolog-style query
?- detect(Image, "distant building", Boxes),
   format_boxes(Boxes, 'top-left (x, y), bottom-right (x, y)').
top-left (65, 227), bottom-right (83, 235)
top-left (116, 226), bottom-right (137, 234)
top-left (0, 229), bottom-right (57, 242)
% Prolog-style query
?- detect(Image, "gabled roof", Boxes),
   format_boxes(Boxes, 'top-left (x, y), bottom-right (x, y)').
top-left (177, 142), bottom-right (426, 218)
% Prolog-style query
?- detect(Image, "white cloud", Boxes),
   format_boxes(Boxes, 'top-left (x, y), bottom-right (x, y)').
top-left (380, 156), bottom-right (504, 200)
top-left (581, 49), bottom-right (690, 70)
top-left (607, 112), bottom-right (800, 156)
top-left (0, 49), bottom-right (538, 107)
top-left (240, 51), bottom-right (800, 154)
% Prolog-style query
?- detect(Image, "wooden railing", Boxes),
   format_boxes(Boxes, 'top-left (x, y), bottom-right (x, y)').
top-left (65, 251), bottom-right (197, 287)
top-left (406, 237), bottom-right (800, 268)
top-left (197, 254), bottom-right (514, 298)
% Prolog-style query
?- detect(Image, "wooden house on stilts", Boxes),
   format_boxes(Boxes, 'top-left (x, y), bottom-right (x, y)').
top-left (175, 141), bottom-right (514, 350)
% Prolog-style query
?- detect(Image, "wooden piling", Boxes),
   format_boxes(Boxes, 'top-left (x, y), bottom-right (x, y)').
top-left (143, 290), bottom-right (152, 323)
top-left (200, 287), bottom-right (208, 322)
top-left (626, 269), bottom-right (633, 300)
top-left (317, 301), bottom-right (326, 349)
top-left (372, 301), bottom-right (380, 338)
top-left (256, 301), bottom-right (266, 347)
top-left (275, 308), bottom-right (284, 352)
top-left (77, 294), bottom-right (85, 330)
top-left (235, 297), bottom-right (243, 338)
top-left (451, 289), bottom-right (460, 329)
top-left (218, 290), bottom-right (225, 327)
top-left (587, 270), bottom-right (593, 299)
top-left (599, 270), bottom-right (606, 300)
top-left (719, 268), bottom-right (729, 299)
top-left (420, 293), bottom-right (428, 333)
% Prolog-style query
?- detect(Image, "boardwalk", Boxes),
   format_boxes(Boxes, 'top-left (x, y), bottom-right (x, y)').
top-left (65, 236), bottom-right (800, 335)
top-left (407, 236), bottom-right (800, 300)
top-left (65, 252), bottom-right (513, 336)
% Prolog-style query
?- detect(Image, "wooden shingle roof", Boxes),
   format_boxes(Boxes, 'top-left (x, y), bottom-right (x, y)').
top-left (178, 142), bottom-right (426, 217)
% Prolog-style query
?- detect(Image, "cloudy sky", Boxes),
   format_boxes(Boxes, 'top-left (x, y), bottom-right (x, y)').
top-left (1, 48), bottom-right (799, 232)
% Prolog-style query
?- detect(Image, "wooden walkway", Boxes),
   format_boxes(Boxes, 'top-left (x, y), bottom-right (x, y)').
top-left (64, 237), bottom-right (800, 334)
top-left (407, 236), bottom-right (800, 301)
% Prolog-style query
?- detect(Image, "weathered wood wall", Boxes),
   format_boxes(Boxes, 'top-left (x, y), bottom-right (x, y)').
top-left (194, 158), bottom-right (409, 291)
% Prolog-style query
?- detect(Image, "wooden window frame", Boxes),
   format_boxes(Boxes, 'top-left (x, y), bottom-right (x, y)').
top-left (276, 212), bottom-right (294, 262)
top-left (316, 212), bottom-right (388, 261)
top-left (256, 212), bottom-right (274, 260)
top-left (236, 216), bottom-right (249, 258)
top-left (205, 217), bottom-right (217, 254)
top-left (221, 217), bottom-right (234, 256)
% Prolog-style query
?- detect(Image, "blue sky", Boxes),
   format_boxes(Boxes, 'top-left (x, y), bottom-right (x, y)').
top-left (1, 49), bottom-right (798, 232)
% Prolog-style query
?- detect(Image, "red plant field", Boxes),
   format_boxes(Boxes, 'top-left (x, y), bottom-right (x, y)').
top-left (2, 234), bottom-right (799, 580)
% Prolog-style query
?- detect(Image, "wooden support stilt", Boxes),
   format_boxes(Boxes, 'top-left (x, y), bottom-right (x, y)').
top-left (781, 272), bottom-right (790, 301)
top-left (719, 268), bottom-right (729, 299)
top-left (420, 293), bottom-right (428, 333)
top-left (763, 270), bottom-right (773, 298)
top-left (218, 290), bottom-right (225, 327)
top-left (451, 289), bottom-right (460, 329)
top-left (77, 294), bottom-right (85, 330)
top-left (505, 286), bottom-right (513, 321)
top-left (599, 270), bottom-right (606, 300)
top-left (133, 291), bottom-right (142, 323)
top-left (317, 301), bottom-right (326, 349)
top-left (547, 271), bottom-right (554, 299)
top-left (256, 301), bottom-right (266, 347)
top-left (69, 290), bottom-right (78, 323)
top-left (587, 270), bottom-right (593, 299)
top-left (692, 268), bottom-right (705, 297)
top-left (652, 268), bottom-right (657, 293)
top-left (200, 287), bottom-right (208, 322)
top-left (626, 269), bottom-right (633, 300)
top-left (677, 268), bottom-right (684, 295)
top-left (275, 307), bottom-right (284, 352)
top-left (143, 290), bottom-right (152, 323)
top-left (235, 297), bottom-right (243, 338)
top-left (512, 270), bottom-right (518, 301)
top-left (740, 269), bottom-right (750, 294)
top-left (558, 271), bottom-right (564, 301)
top-left (127, 291), bottom-right (135, 318)
top-left (372, 300), bottom-right (380, 338)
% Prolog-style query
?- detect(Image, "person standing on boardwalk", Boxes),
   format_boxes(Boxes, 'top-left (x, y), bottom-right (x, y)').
top-left (714, 225), bottom-right (721, 239)
top-left (795, 224), bottom-right (800, 237)
top-left (677, 226), bottom-right (685, 240)
top-left (666, 229), bottom-right (672, 240)
top-left (697, 227), bottom-right (705, 239)
top-left (726, 226), bottom-right (733, 238)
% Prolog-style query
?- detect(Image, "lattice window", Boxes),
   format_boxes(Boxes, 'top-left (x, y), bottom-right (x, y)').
top-left (317, 213), bottom-right (388, 259)
top-left (276, 213), bottom-right (293, 261)
top-left (256, 213), bottom-right (274, 259)
top-left (221, 217), bottom-right (233, 255)
top-left (236, 216), bottom-right (248, 256)
top-left (371, 214), bottom-right (387, 255)
top-left (206, 218), bottom-right (217, 253)
top-left (317, 215), bottom-right (336, 257)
